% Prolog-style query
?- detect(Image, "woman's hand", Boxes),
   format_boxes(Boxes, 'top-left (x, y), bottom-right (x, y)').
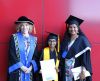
top-left (25, 65), bottom-right (32, 73)
top-left (21, 66), bottom-right (28, 73)
top-left (79, 71), bottom-right (85, 80)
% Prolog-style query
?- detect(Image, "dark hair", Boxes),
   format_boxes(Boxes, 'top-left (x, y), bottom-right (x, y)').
top-left (62, 24), bottom-right (91, 46)
top-left (63, 24), bottom-right (87, 39)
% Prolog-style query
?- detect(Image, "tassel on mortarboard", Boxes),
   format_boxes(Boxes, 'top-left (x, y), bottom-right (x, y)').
top-left (57, 35), bottom-right (60, 53)
top-left (33, 25), bottom-right (36, 34)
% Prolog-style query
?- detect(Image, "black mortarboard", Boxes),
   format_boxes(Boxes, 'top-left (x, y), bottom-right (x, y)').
top-left (47, 32), bottom-right (58, 40)
top-left (15, 16), bottom-right (34, 25)
top-left (65, 15), bottom-right (84, 26)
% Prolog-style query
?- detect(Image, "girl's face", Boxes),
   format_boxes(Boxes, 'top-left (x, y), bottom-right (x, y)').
top-left (48, 39), bottom-right (57, 48)
top-left (68, 24), bottom-right (79, 36)
top-left (20, 23), bottom-right (30, 34)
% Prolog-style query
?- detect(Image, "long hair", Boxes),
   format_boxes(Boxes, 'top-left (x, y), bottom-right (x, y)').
top-left (62, 24), bottom-right (91, 46)
top-left (63, 24), bottom-right (86, 39)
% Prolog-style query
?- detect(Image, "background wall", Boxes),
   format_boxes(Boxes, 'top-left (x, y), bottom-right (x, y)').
top-left (0, 0), bottom-right (100, 81)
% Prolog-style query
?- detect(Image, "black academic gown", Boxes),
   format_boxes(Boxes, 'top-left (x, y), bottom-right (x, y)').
top-left (8, 33), bottom-right (39, 81)
top-left (59, 35), bottom-right (92, 81)
top-left (38, 48), bottom-right (58, 81)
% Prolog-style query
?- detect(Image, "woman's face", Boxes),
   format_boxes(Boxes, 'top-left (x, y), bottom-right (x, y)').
top-left (48, 39), bottom-right (57, 48)
top-left (68, 24), bottom-right (79, 36)
top-left (20, 23), bottom-right (30, 34)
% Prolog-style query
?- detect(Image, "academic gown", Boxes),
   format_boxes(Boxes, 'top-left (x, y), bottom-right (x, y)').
top-left (38, 47), bottom-right (59, 81)
top-left (59, 35), bottom-right (92, 81)
top-left (8, 32), bottom-right (38, 81)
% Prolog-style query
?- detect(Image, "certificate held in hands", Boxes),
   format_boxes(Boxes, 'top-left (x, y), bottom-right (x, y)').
top-left (71, 66), bottom-right (91, 81)
top-left (40, 59), bottom-right (57, 81)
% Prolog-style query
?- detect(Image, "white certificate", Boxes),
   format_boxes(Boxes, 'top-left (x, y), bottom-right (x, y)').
top-left (40, 59), bottom-right (57, 81)
top-left (71, 66), bottom-right (91, 80)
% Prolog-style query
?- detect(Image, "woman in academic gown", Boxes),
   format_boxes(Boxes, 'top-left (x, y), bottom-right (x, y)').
top-left (8, 16), bottom-right (38, 81)
top-left (39, 33), bottom-right (60, 81)
top-left (59, 15), bottom-right (92, 81)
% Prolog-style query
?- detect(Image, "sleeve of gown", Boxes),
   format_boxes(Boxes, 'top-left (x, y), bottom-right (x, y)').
top-left (37, 50), bottom-right (44, 71)
top-left (9, 35), bottom-right (23, 74)
top-left (82, 36), bottom-right (91, 48)
top-left (81, 36), bottom-right (92, 74)
top-left (31, 45), bottom-right (39, 73)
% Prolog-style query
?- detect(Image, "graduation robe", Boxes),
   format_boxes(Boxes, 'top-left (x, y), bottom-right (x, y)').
top-left (8, 32), bottom-right (38, 81)
top-left (39, 47), bottom-right (59, 81)
top-left (60, 35), bottom-right (92, 81)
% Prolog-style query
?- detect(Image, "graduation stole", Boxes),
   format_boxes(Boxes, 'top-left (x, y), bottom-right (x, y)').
top-left (43, 47), bottom-right (59, 81)
top-left (13, 32), bottom-right (37, 62)
top-left (13, 33), bottom-right (20, 60)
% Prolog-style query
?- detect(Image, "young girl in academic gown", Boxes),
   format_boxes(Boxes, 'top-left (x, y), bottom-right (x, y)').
top-left (39, 33), bottom-right (60, 81)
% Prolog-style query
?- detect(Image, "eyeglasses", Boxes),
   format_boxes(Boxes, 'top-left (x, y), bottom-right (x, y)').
top-left (48, 39), bottom-right (56, 42)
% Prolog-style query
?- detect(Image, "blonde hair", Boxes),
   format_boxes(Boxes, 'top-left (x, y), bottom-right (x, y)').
top-left (16, 23), bottom-right (34, 33)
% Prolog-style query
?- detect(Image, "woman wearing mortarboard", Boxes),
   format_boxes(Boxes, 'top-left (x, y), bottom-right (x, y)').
top-left (59, 15), bottom-right (92, 81)
top-left (8, 16), bottom-right (38, 81)
top-left (39, 32), bottom-right (60, 81)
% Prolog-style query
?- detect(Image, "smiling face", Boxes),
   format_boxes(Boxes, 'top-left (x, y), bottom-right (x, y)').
top-left (19, 23), bottom-right (30, 34)
top-left (68, 24), bottom-right (79, 36)
top-left (48, 39), bottom-right (57, 48)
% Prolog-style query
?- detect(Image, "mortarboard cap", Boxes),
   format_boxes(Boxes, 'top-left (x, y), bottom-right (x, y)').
top-left (65, 15), bottom-right (84, 26)
top-left (15, 16), bottom-right (34, 25)
top-left (47, 32), bottom-right (58, 40)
